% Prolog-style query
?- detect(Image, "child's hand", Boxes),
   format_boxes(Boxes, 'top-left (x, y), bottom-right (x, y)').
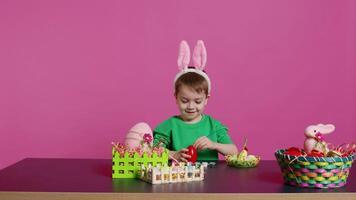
top-left (194, 136), bottom-right (217, 151)
top-left (170, 149), bottom-right (191, 162)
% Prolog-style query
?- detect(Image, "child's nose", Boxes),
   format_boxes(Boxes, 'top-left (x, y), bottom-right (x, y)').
top-left (187, 102), bottom-right (194, 109)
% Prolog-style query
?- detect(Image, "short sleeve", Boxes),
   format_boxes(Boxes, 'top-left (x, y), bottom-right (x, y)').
top-left (215, 121), bottom-right (234, 144)
top-left (153, 120), bottom-right (172, 149)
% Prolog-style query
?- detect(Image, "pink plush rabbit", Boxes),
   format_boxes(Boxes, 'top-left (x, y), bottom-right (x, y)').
top-left (304, 124), bottom-right (335, 153)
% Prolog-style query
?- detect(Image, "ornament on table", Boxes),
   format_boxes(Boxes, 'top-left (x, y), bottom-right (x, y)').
top-left (112, 122), bottom-right (167, 158)
top-left (112, 122), bottom-right (169, 179)
top-left (304, 123), bottom-right (335, 154)
top-left (124, 122), bottom-right (153, 151)
top-left (275, 123), bottom-right (355, 189)
top-left (225, 138), bottom-right (260, 168)
top-left (281, 124), bottom-right (354, 158)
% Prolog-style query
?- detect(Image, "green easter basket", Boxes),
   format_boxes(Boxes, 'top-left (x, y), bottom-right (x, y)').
top-left (112, 148), bottom-right (169, 178)
top-left (275, 149), bottom-right (354, 188)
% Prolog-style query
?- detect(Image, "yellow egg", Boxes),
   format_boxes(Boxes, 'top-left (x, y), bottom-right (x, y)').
top-left (238, 150), bottom-right (248, 161)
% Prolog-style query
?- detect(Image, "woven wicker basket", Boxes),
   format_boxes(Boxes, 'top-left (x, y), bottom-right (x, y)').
top-left (275, 149), bottom-right (354, 188)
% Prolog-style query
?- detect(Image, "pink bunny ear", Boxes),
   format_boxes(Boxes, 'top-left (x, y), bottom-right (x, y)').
top-left (193, 40), bottom-right (207, 70)
top-left (318, 124), bottom-right (335, 134)
top-left (177, 40), bottom-right (190, 70)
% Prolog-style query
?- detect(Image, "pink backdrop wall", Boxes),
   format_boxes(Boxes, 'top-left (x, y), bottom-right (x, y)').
top-left (1, 0), bottom-right (355, 169)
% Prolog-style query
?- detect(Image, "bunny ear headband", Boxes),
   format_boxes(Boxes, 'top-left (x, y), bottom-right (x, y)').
top-left (174, 40), bottom-right (211, 94)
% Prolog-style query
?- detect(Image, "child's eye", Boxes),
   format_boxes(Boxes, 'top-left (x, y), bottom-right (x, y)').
top-left (181, 99), bottom-right (188, 103)
top-left (195, 101), bottom-right (202, 104)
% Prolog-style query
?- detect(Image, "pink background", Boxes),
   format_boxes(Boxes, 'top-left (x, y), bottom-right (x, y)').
top-left (0, 0), bottom-right (355, 170)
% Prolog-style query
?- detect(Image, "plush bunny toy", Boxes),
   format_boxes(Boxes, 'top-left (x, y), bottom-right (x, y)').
top-left (304, 124), bottom-right (335, 153)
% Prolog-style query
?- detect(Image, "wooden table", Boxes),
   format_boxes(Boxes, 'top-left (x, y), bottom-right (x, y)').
top-left (0, 158), bottom-right (355, 200)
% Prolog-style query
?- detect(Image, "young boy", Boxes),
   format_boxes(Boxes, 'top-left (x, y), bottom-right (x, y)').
top-left (153, 40), bottom-right (237, 162)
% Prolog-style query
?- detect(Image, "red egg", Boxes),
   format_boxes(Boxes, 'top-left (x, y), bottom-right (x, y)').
top-left (307, 150), bottom-right (325, 157)
top-left (284, 147), bottom-right (304, 156)
top-left (342, 152), bottom-right (350, 157)
top-left (187, 145), bottom-right (197, 163)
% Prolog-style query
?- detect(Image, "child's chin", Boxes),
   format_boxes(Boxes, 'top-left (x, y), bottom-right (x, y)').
top-left (183, 114), bottom-right (199, 121)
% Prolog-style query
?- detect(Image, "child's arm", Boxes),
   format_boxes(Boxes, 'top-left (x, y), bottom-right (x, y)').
top-left (212, 143), bottom-right (238, 156)
top-left (194, 136), bottom-right (238, 155)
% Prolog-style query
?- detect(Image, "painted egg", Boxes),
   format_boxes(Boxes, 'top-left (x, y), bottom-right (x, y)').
top-left (124, 122), bottom-right (153, 149)
top-left (284, 147), bottom-right (304, 156)
top-left (186, 145), bottom-right (197, 163)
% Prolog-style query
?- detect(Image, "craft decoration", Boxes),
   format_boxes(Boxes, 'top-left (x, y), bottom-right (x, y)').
top-left (112, 122), bottom-right (168, 178)
top-left (304, 124), bottom-right (335, 154)
top-left (138, 162), bottom-right (204, 184)
top-left (124, 122), bottom-right (153, 150)
top-left (225, 138), bottom-right (260, 168)
top-left (275, 123), bottom-right (355, 188)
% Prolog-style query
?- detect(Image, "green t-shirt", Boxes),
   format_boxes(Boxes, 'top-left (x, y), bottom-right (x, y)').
top-left (153, 114), bottom-right (233, 161)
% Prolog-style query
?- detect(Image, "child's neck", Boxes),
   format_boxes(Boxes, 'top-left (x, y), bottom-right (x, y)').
top-left (180, 114), bottom-right (202, 124)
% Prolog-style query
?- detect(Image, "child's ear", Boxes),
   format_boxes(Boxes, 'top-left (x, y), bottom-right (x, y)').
top-left (205, 95), bottom-right (210, 105)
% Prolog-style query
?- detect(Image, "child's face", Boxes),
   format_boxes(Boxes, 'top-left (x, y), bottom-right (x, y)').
top-left (175, 85), bottom-right (208, 123)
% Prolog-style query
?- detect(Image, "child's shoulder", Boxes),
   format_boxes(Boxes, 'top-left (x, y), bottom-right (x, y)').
top-left (154, 116), bottom-right (180, 129)
top-left (203, 115), bottom-right (227, 128)
top-left (204, 114), bottom-right (222, 123)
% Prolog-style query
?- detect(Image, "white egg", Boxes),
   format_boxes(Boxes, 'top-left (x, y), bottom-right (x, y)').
top-left (246, 155), bottom-right (257, 161)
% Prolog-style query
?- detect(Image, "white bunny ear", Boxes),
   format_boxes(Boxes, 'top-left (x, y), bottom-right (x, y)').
top-left (193, 40), bottom-right (207, 70)
top-left (177, 40), bottom-right (190, 70)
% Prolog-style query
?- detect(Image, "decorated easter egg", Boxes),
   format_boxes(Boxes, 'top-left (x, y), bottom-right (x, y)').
top-left (284, 147), bottom-right (304, 156)
top-left (124, 122), bottom-right (153, 149)
top-left (187, 145), bottom-right (197, 163)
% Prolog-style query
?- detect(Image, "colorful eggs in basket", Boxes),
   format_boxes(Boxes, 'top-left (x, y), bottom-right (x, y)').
top-left (124, 122), bottom-right (153, 149)
top-left (225, 138), bottom-right (260, 168)
top-left (275, 149), bottom-right (355, 189)
top-left (275, 124), bottom-right (355, 188)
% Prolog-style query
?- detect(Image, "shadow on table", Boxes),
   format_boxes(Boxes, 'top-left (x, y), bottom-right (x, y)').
top-left (93, 161), bottom-right (112, 178)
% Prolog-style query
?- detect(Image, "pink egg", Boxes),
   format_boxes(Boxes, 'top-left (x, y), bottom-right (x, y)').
top-left (124, 122), bottom-right (153, 149)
